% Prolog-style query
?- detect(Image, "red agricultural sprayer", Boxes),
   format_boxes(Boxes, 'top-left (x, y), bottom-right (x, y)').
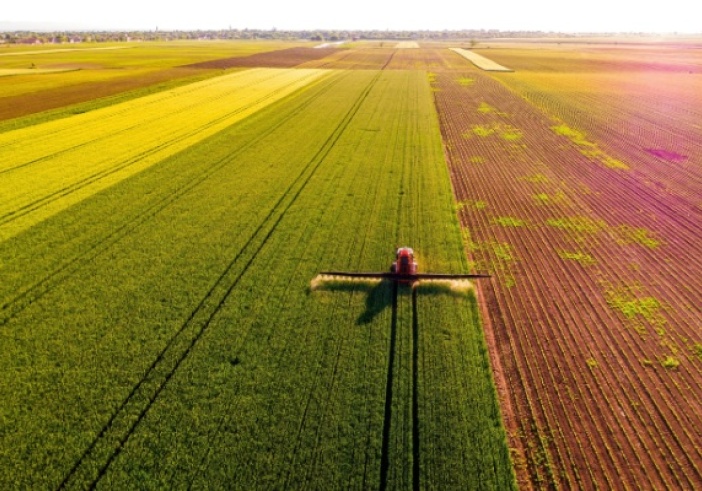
top-left (315, 247), bottom-right (491, 286)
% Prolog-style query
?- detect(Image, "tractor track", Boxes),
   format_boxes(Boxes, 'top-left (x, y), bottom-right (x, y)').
top-left (57, 69), bottom-right (382, 490)
top-left (411, 286), bottom-right (420, 491)
top-left (1, 71), bottom-right (340, 328)
top-left (379, 284), bottom-right (421, 491)
top-left (379, 280), bottom-right (399, 491)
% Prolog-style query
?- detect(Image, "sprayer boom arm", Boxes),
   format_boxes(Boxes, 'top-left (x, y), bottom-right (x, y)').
top-left (319, 271), bottom-right (491, 281)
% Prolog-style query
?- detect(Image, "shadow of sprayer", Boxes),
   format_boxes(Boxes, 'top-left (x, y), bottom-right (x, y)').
top-left (310, 247), bottom-right (490, 324)
top-left (309, 275), bottom-right (480, 325)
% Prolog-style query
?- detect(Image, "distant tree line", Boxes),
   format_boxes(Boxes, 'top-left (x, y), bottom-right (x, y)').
top-left (0, 28), bottom-right (596, 45)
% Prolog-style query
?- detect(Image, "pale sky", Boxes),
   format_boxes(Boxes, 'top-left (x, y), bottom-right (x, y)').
top-left (2, 0), bottom-right (699, 33)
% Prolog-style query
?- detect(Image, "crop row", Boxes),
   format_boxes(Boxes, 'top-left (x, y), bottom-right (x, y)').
top-left (432, 62), bottom-right (702, 489)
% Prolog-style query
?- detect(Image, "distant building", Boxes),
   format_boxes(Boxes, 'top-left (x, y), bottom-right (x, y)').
top-left (19, 37), bottom-right (43, 45)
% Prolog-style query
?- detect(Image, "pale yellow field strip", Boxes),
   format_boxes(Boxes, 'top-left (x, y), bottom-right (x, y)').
top-left (450, 48), bottom-right (513, 72)
top-left (395, 41), bottom-right (420, 49)
top-left (0, 67), bottom-right (331, 240)
top-left (0, 46), bottom-right (131, 57)
top-left (0, 68), bottom-right (78, 76)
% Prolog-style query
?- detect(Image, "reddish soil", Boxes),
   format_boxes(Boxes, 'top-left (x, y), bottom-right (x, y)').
top-left (185, 47), bottom-right (341, 69)
top-left (432, 46), bottom-right (702, 489)
top-left (298, 48), bottom-right (396, 69)
top-left (300, 48), bottom-right (465, 71)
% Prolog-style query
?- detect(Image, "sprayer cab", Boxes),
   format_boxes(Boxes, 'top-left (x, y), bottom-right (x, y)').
top-left (390, 247), bottom-right (418, 276)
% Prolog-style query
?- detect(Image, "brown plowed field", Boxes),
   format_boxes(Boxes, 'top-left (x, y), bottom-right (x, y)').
top-left (0, 67), bottom-right (206, 121)
top-left (185, 47), bottom-right (341, 69)
top-left (300, 47), bottom-right (465, 71)
top-left (431, 45), bottom-right (702, 489)
top-left (299, 48), bottom-right (396, 69)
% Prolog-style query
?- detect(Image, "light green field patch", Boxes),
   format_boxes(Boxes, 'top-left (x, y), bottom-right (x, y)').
top-left (534, 190), bottom-right (568, 206)
top-left (493, 243), bottom-right (515, 262)
top-left (463, 230), bottom-right (515, 263)
top-left (0, 46), bottom-right (131, 57)
top-left (0, 68), bottom-right (332, 241)
top-left (456, 199), bottom-right (487, 211)
top-left (457, 77), bottom-right (475, 86)
top-left (0, 68), bottom-right (78, 76)
top-left (557, 250), bottom-right (596, 266)
top-left (546, 216), bottom-right (605, 235)
top-left (472, 124), bottom-right (496, 137)
top-left (533, 193), bottom-right (551, 204)
top-left (552, 123), bottom-right (629, 170)
top-left (500, 127), bottom-right (523, 141)
top-left (613, 296), bottom-right (662, 320)
top-left (600, 155), bottom-right (629, 170)
top-left (471, 122), bottom-right (522, 141)
top-left (467, 240), bottom-right (516, 267)
top-left (615, 225), bottom-right (663, 249)
top-left (692, 343), bottom-right (702, 361)
top-left (463, 233), bottom-right (516, 287)
top-left (660, 355), bottom-right (680, 369)
top-left (493, 216), bottom-right (527, 227)
top-left (552, 123), bottom-right (590, 143)
top-left (602, 283), bottom-right (666, 335)
top-left (522, 173), bottom-right (550, 184)
top-left (478, 101), bottom-right (495, 113)
top-left (469, 156), bottom-right (485, 164)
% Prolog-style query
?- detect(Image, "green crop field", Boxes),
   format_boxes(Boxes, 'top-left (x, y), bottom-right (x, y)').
top-left (0, 44), bottom-right (514, 489)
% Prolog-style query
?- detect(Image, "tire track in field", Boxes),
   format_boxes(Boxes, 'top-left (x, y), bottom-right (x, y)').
top-left (0, 70), bottom-right (325, 230)
top-left (411, 286), bottom-right (420, 491)
top-left (0, 72), bottom-right (340, 328)
top-left (379, 280), bottom-right (399, 491)
top-left (57, 69), bottom-right (383, 490)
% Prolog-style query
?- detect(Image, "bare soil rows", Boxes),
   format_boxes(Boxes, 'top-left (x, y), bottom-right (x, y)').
top-left (432, 58), bottom-right (702, 489)
top-left (0, 67), bottom-right (204, 121)
top-left (300, 48), bottom-right (396, 70)
top-left (185, 47), bottom-right (341, 69)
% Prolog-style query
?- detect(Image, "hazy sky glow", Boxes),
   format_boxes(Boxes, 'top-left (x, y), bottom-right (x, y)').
top-left (3, 0), bottom-right (700, 33)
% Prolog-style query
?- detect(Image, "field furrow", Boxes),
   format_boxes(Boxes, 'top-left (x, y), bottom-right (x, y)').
top-left (433, 59), bottom-right (702, 489)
